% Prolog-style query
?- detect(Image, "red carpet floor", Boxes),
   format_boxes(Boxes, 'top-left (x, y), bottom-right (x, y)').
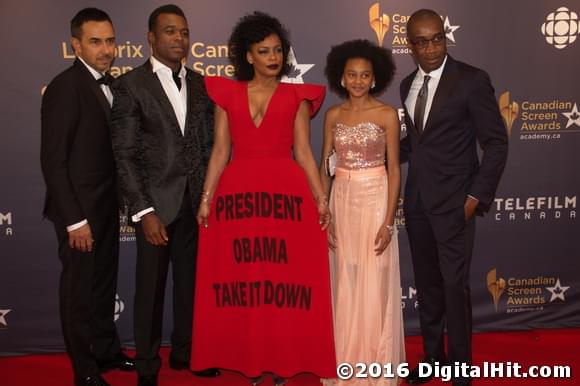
top-left (1, 329), bottom-right (578, 386)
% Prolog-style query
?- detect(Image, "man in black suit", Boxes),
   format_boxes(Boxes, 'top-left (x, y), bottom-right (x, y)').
top-left (400, 9), bottom-right (508, 386)
top-left (41, 8), bottom-right (135, 386)
top-left (110, 5), bottom-right (216, 386)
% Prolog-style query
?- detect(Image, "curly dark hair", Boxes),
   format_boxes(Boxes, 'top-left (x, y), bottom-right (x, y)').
top-left (228, 11), bottom-right (291, 80)
top-left (325, 39), bottom-right (396, 98)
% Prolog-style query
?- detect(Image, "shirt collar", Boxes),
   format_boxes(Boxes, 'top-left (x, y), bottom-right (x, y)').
top-left (78, 56), bottom-right (105, 81)
top-left (150, 56), bottom-right (186, 78)
top-left (418, 54), bottom-right (448, 81)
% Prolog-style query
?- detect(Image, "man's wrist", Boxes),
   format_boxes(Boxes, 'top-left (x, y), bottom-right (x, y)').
top-left (67, 219), bottom-right (88, 232)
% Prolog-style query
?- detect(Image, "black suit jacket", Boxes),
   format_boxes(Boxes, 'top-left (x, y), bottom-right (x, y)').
top-left (110, 60), bottom-right (214, 225)
top-left (400, 56), bottom-right (508, 214)
top-left (41, 59), bottom-right (119, 227)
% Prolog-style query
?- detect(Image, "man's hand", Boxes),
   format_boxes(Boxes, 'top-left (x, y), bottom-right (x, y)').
top-left (464, 196), bottom-right (479, 220)
top-left (68, 223), bottom-right (94, 252)
top-left (141, 213), bottom-right (168, 246)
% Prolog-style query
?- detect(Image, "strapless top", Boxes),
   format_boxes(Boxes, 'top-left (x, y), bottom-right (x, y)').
top-left (333, 122), bottom-right (385, 170)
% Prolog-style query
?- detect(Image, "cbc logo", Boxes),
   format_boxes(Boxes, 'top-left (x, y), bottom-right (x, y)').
top-left (114, 294), bottom-right (125, 322)
top-left (541, 7), bottom-right (580, 49)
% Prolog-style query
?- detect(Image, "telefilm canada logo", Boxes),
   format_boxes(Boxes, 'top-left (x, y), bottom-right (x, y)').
top-left (368, 2), bottom-right (459, 55)
top-left (499, 92), bottom-right (580, 141)
top-left (493, 195), bottom-right (577, 222)
top-left (541, 7), bottom-right (579, 49)
top-left (487, 268), bottom-right (571, 314)
top-left (401, 286), bottom-right (418, 310)
top-left (0, 211), bottom-right (13, 236)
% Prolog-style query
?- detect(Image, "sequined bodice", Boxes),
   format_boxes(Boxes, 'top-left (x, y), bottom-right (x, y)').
top-left (333, 122), bottom-right (385, 170)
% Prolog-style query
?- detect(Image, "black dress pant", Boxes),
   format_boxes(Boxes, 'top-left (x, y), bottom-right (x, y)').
top-left (133, 194), bottom-right (198, 376)
top-left (405, 193), bottom-right (475, 365)
top-left (55, 214), bottom-right (122, 380)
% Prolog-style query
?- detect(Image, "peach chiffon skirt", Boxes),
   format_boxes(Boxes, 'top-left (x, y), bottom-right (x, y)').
top-left (324, 166), bottom-right (405, 385)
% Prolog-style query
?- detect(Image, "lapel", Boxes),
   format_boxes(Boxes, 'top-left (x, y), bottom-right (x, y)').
top-left (74, 59), bottom-right (111, 121)
top-left (183, 69), bottom-right (198, 138)
top-left (142, 60), bottom-right (183, 137)
top-left (422, 56), bottom-right (458, 136)
top-left (400, 69), bottom-right (418, 134)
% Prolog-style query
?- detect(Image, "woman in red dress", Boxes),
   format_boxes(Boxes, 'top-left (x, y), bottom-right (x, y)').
top-left (191, 12), bottom-right (336, 385)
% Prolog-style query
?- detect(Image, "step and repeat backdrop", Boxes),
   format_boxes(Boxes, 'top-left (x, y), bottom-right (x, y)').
top-left (1, 0), bottom-right (579, 354)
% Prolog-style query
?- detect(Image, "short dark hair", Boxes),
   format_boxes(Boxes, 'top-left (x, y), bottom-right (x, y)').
top-left (324, 39), bottom-right (395, 98)
top-left (407, 9), bottom-right (444, 36)
top-left (228, 11), bottom-right (291, 81)
top-left (148, 4), bottom-right (187, 32)
top-left (70, 8), bottom-right (112, 39)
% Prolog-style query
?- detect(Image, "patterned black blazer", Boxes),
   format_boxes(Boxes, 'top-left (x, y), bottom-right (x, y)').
top-left (111, 60), bottom-right (214, 225)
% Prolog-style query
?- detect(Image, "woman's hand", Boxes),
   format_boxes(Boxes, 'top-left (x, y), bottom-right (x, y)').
top-left (196, 201), bottom-right (210, 228)
top-left (327, 221), bottom-right (337, 250)
top-left (374, 225), bottom-right (393, 256)
top-left (318, 197), bottom-right (331, 231)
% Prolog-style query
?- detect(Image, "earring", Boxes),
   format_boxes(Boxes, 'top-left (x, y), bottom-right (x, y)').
top-left (340, 79), bottom-right (345, 88)
top-left (371, 80), bottom-right (376, 89)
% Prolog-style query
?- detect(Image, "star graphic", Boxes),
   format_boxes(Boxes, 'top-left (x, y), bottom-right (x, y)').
top-left (562, 103), bottom-right (580, 129)
top-left (443, 16), bottom-right (460, 44)
top-left (281, 47), bottom-right (315, 84)
top-left (546, 279), bottom-right (570, 302)
top-left (0, 309), bottom-right (12, 327)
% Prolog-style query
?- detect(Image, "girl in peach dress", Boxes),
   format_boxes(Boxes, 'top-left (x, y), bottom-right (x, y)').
top-left (320, 40), bottom-right (405, 385)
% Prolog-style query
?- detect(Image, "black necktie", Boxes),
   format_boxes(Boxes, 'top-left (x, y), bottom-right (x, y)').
top-left (172, 71), bottom-right (182, 91)
top-left (97, 73), bottom-right (113, 86)
top-left (413, 75), bottom-right (431, 134)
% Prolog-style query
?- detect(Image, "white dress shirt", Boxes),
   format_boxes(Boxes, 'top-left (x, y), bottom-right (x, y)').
top-left (404, 55), bottom-right (448, 128)
top-left (150, 56), bottom-right (187, 134)
top-left (131, 57), bottom-right (188, 223)
top-left (67, 58), bottom-right (114, 232)
top-left (78, 57), bottom-right (113, 107)
top-left (404, 55), bottom-right (479, 203)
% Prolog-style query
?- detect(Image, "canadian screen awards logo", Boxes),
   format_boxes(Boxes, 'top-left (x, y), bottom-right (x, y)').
top-left (0, 211), bottom-right (13, 236)
top-left (499, 91), bottom-right (580, 141)
top-left (114, 294), bottom-right (125, 322)
top-left (541, 7), bottom-right (580, 49)
top-left (281, 48), bottom-right (315, 84)
top-left (119, 207), bottom-right (135, 242)
top-left (0, 308), bottom-right (12, 329)
top-left (190, 40), bottom-right (314, 83)
top-left (486, 268), bottom-right (571, 314)
top-left (368, 2), bottom-right (459, 54)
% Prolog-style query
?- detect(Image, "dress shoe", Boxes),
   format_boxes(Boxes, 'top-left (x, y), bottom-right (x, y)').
top-left (249, 374), bottom-right (265, 385)
top-left (168, 356), bottom-right (189, 370)
top-left (137, 375), bottom-right (158, 386)
top-left (272, 374), bottom-right (288, 385)
top-left (405, 356), bottom-right (443, 384)
top-left (192, 368), bottom-right (221, 377)
top-left (98, 352), bottom-right (136, 372)
top-left (75, 374), bottom-right (110, 386)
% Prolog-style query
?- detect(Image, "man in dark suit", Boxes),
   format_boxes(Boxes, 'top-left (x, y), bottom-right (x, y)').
top-left (41, 8), bottom-right (135, 386)
top-left (400, 9), bottom-right (508, 386)
top-left (110, 5), bottom-right (215, 386)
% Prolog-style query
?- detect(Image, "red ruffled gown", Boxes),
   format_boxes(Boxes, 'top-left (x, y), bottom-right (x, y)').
top-left (191, 76), bottom-right (336, 378)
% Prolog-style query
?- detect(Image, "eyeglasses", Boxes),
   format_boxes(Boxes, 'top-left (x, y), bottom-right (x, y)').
top-left (410, 33), bottom-right (446, 49)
